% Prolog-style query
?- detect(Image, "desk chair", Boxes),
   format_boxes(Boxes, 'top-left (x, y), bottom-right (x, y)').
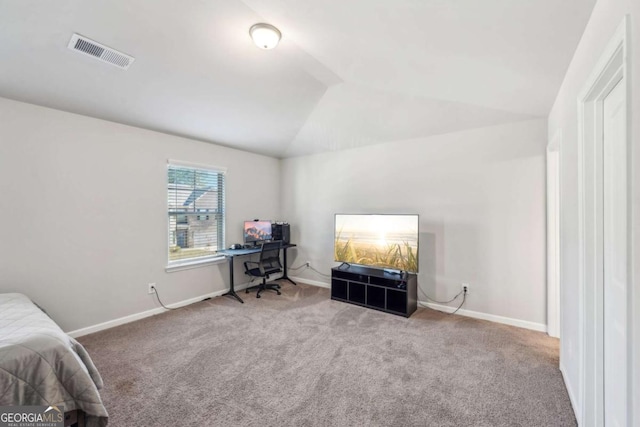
top-left (244, 241), bottom-right (283, 298)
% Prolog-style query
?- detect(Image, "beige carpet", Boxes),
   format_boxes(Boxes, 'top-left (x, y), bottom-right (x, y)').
top-left (79, 283), bottom-right (576, 426)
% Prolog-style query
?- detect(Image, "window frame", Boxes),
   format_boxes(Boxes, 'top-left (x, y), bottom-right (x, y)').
top-left (165, 159), bottom-right (227, 272)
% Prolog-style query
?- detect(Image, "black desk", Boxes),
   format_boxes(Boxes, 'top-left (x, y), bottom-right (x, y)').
top-left (217, 243), bottom-right (297, 303)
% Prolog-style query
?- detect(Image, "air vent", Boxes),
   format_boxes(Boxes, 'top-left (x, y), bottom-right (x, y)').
top-left (67, 34), bottom-right (135, 70)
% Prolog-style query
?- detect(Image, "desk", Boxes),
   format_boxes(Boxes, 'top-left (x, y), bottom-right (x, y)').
top-left (218, 243), bottom-right (297, 303)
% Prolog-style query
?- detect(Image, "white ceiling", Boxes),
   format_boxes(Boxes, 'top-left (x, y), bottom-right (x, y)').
top-left (0, 0), bottom-right (595, 158)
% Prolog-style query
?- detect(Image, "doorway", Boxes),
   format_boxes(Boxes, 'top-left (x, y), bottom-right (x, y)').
top-left (577, 17), bottom-right (630, 426)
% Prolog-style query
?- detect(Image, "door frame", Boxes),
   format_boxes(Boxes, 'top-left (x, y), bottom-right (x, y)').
top-left (577, 16), bottom-right (630, 426)
top-left (547, 130), bottom-right (561, 339)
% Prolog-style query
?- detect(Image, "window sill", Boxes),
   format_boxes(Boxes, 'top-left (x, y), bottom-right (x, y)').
top-left (165, 255), bottom-right (227, 273)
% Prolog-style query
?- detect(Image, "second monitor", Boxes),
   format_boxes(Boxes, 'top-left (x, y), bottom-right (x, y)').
top-left (243, 220), bottom-right (273, 245)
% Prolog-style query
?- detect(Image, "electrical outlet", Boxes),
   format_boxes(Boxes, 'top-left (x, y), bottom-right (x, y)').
top-left (461, 283), bottom-right (469, 294)
top-left (148, 283), bottom-right (156, 294)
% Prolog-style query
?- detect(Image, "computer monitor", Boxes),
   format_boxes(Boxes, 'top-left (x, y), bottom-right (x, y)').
top-left (243, 220), bottom-right (272, 245)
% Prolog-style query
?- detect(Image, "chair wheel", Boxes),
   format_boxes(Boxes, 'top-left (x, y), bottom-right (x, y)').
top-left (245, 289), bottom-right (249, 293)
top-left (277, 291), bottom-right (281, 295)
top-left (256, 294), bottom-right (261, 298)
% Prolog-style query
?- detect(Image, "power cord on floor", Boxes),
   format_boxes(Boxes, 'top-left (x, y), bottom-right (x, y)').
top-left (422, 289), bottom-right (464, 304)
top-left (422, 288), bottom-right (467, 315)
top-left (288, 263), bottom-right (331, 279)
top-left (449, 291), bottom-right (466, 315)
top-left (151, 285), bottom-right (179, 310)
top-left (309, 265), bottom-right (330, 279)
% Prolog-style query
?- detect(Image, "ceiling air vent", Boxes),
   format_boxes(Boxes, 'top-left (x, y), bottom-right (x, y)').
top-left (67, 34), bottom-right (135, 70)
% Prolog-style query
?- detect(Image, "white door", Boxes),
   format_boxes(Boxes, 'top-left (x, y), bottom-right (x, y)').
top-left (602, 79), bottom-right (627, 427)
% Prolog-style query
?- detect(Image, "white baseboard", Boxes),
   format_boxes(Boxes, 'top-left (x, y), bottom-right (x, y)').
top-left (289, 276), bottom-right (330, 288)
top-left (418, 301), bottom-right (547, 333)
top-left (67, 279), bottom-right (547, 338)
top-left (67, 282), bottom-right (252, 338)
top-left (560, 362), bottom-right (581, 426)
top-left (295, 280), bottom-right (545, 333)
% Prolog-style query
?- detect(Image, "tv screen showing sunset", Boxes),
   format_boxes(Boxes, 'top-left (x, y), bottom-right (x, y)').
top-left (334, 214), bottom-right (419, 273)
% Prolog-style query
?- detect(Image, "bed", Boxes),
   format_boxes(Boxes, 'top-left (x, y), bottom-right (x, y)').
top-left (0, 293), bottom-right (108, 426)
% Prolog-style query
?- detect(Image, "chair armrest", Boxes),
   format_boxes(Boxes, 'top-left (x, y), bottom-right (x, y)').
top-left (243, 260), bottom-right (259, 270)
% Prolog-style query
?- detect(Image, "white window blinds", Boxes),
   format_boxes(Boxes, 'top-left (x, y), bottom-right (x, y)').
top-left (167, 162), bottom-right (225, 265)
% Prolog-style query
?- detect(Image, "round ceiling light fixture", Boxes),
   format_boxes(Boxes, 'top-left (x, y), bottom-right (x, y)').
top-left (249, 23), bottom-right (281, 50)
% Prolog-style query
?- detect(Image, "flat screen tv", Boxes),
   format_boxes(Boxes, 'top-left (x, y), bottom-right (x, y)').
top-left (334, 214), bottom-right (419, 273)
top-left (244, 220), bottom-right (272, 244)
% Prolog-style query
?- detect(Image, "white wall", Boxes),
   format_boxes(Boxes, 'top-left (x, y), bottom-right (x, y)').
top-left (0, 97), bottom-right (281, 332)
top-left (548, 0), bottom-right (640, 422)
top-left (282, 119), bottom-right (548, 327)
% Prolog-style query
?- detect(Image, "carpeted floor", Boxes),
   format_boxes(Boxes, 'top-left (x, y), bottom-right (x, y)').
top-left (79, 283), bottom-right (576, 427)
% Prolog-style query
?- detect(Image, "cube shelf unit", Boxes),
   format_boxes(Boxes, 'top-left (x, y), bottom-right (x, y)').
top-left (331, 265), bottom-right (417, 317)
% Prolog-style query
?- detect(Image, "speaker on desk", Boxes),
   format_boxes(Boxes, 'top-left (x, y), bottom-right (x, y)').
top-left (272, 223), bottom-right (290, 244)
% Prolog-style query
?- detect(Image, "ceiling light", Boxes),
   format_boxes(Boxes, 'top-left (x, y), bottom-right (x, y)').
top-left (249, 23), bottom-right (281, 50)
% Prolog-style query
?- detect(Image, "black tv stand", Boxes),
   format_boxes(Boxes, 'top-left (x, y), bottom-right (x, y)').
top-left (331, 265), bottom-right (417, 317)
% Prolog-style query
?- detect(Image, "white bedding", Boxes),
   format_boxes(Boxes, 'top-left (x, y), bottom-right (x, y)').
top-left (0, 293), bottom-right (108, 426)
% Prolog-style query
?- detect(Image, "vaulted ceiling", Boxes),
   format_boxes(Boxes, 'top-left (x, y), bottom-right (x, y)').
top-left (0, 0), bottom-right (595, 157)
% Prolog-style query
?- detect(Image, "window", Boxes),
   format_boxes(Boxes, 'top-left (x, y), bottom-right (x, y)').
top-left (167, 161), bottom-right (225, 266)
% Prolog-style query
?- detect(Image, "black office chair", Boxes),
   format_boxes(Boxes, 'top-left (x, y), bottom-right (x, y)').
top-left (244, 241), bottom-right (283, 298)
